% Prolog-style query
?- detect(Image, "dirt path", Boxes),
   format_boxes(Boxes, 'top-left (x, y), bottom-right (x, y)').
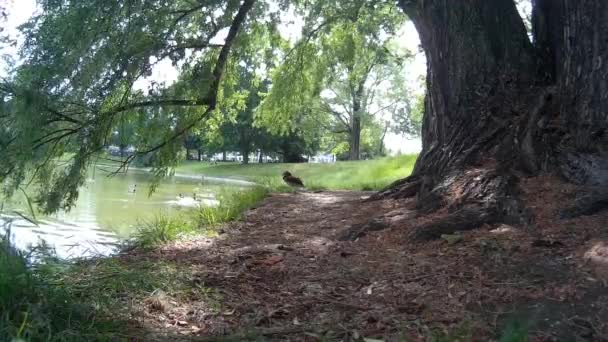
top-left (123, 185), bottom-right (608, 341)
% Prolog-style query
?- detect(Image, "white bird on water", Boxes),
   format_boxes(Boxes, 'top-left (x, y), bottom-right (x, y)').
top-left (169, 193), bottom-right (219, 207)
top-left (128, 184), bottom-right (137, 194)
top-left (171, 194), bottom-right (200, 207)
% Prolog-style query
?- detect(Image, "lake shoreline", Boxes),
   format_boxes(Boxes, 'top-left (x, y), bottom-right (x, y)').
top-left (3, 168), bottom-right (260, 260)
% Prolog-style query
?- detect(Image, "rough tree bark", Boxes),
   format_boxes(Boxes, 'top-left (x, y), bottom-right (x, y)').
top-left (373, 0), bottom-right (608, 239)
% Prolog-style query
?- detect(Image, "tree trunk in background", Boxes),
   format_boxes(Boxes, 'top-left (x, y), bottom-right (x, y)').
top-left (258, 151), bottom-right (263, 163)
top-left (379, 122), bottom-right (389, 156)
top-left (242, 149), bottom-right (249, 164)
top-left (374, 0), bottom-right (608, 239)
top-left (222, 151), bottom-right (227, 162)
top-left (349, 81), bottom-right (365, 161)
top-left (350, 116), bottom-right (361, 161)
top-left (120, 145), bottom-right (126, 159)
top-left (198, 149), bottom-right (203, 161)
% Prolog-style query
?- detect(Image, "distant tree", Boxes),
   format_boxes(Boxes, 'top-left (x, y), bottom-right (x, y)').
top-left (0, 0), bottom-right (12, 70)
top-left (224, 62), bottom-right (265, 164)
top-left (0, 1), bottom-right (6, 35)
top-left (183, 134), bottom-right (203, 161)
top-left (391, 91), bottom-right (423, 138)
top-left (109, 111), bottom-right (138, 158)
top-left (320, 110), bottom-right (388, 160)
top-left (319, 39), bottom-right (412, 160)
top-left (258, 1), bottom-right (409, 160)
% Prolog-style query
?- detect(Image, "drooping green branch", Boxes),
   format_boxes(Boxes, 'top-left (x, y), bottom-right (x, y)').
top-left (0, 0), bottom-right (259, 213)
top-left (206, 0), bottom-right (257, 109)
top-left (110, 0), bottom-right (257, 173)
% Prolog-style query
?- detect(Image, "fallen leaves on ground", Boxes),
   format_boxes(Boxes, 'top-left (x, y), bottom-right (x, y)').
top-left (117, 180), bottom-right (608, 341)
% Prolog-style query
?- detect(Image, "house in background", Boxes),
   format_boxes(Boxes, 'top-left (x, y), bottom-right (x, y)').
top-left (308, 154), bottom-right (336, 163)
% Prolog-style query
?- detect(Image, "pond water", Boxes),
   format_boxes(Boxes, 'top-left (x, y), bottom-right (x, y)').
top-left (1, 167), bottom-right (252, 259)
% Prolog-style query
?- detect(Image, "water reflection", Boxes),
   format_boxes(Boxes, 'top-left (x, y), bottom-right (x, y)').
top-left (3, 214), bottom-right (120, 259)
top-left (1, 168), bottom-right (247, 259)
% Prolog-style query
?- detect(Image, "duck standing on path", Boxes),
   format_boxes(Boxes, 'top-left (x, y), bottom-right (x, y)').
top-left (282, 171), bottom-right (304, 188)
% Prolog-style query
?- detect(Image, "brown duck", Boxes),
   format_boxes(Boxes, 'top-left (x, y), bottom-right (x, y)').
top-left (282, 171), bottom-right (304, 188)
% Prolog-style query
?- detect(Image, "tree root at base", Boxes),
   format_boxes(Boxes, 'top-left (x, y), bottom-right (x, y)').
top-left (410, 207), bottom-right (498, 241)
top-left (365, 176), bottom-right (420, 201)
top-left (560, 190), bottom-right (608, 219)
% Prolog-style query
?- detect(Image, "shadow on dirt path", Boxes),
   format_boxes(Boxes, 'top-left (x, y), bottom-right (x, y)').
top-left (118, 186), bottom-right (608, 341)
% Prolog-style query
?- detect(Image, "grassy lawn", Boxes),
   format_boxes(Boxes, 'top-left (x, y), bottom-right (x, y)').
top-left (134, 186), bottom-right (269, 248)
top-left (175, 154), bottom-right (418, 191)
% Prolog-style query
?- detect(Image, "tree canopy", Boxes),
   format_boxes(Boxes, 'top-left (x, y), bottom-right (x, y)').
top-left (0, 0), bottom-right (261, 212)
top-left (256, 1), bottom-right (415, 160)
top-left (0, 0), bottom-right (420, 213)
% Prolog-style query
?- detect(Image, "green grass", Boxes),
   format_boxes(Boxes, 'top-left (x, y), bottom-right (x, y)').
top-left (134, 213), bottom-right (198, 248)
top-left (197, 186), bottom-right (269, 226)
top-left (429, 319), bottom-right (528, 342)
top-left (0, 232), bottom-right (132, 341)
top-left (133, 186), bottom-right (269, 248)
top-left (58, 257), bottom-right (214, 318)
top-left (175, 154), bottom-right (418, 191)
top-left (0, 233), bottom-right (34, 341)
top-left (498, 317), bottom-right (529, 342)
top-left (0, 231), bottom-right (221, 341)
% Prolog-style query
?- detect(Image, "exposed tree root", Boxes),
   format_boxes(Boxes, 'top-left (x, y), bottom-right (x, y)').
top-left (366, 175), bottom-right (420, 201)
top-left (560, 190), bottom-right (608, 219)
top-left (337, 218), bottom-right (389, 241)
top-left (411, 207), bottom-right (497, 241)
top-left (364, 87), bottom-right (583, 239)
top-left (560, 153), bottom-right (608, 187)
top-left (370, 165), bottom-right (535, 241)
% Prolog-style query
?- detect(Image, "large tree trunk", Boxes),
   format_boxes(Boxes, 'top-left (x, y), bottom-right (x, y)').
top-left (374, 0), bottom-right (608, 239)
top-left (549, 1), bottom-right (608, 186)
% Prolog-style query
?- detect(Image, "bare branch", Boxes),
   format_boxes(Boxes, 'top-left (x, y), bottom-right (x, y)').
top-left (110, 98), bottom-right (208, 114)
top-left (320, 102), bottom-right (351, 131)
top-left (326, 87), bottom-right (353, 116)
top-left (370, 101), bottom-right (399, 117)
top-left (205, 0), bottom-right (256, 108)
top-left (170, 3), bottom-right (207, 24)
top-left (33, 129), bottom-right (79, 150)
top-left (168, 41), bottom-right (224, 51)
